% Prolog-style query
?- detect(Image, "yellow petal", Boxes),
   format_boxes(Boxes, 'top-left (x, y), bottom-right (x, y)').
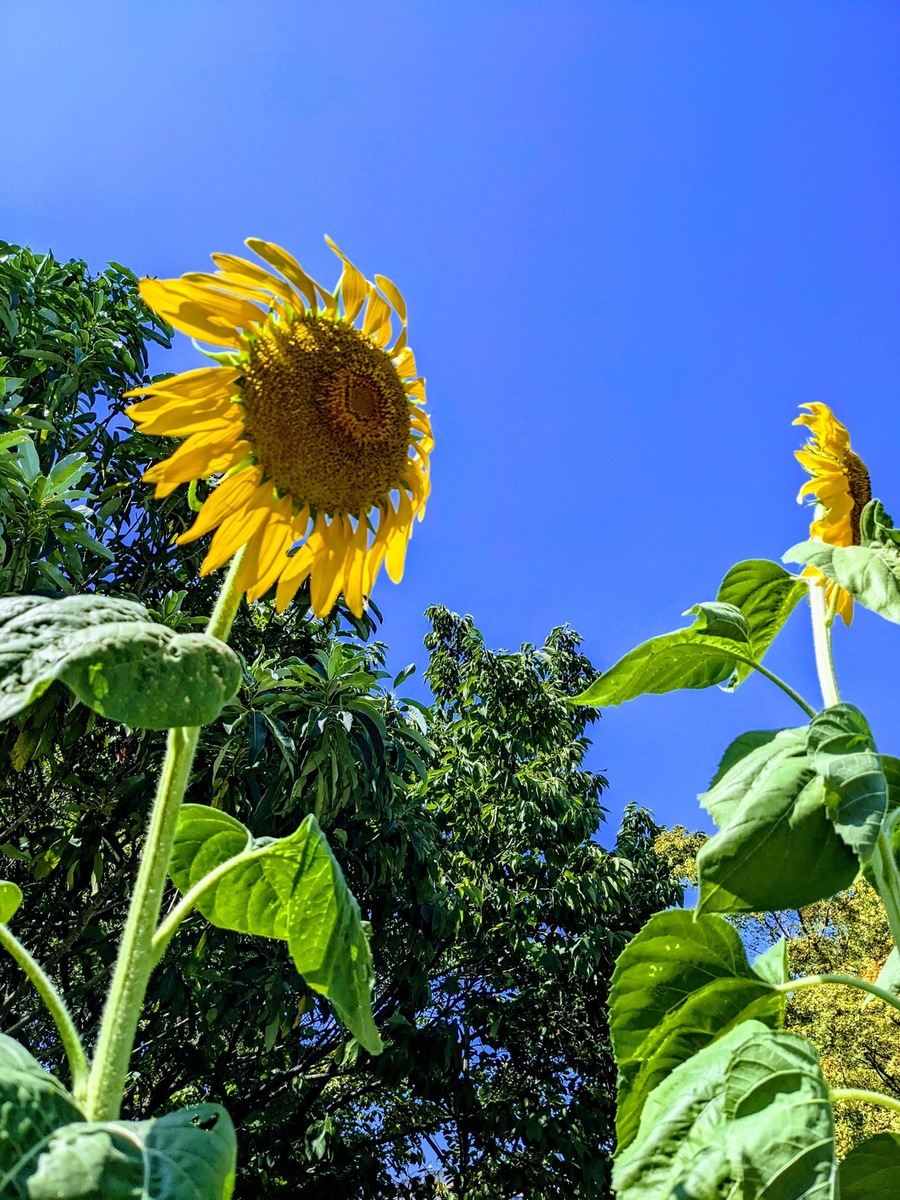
top-left (310, 517), bottom-right (349, 616)
top-left (144, 431), bottom-right (248, 496)
top-left (129, 405), bottom-right (243, 438)
top-left (210, 255), bottom-right (301, 308)
top-left (124, 366), bottom-right (241, 403)
top-left (325, 237), bottom-right (368, 323)
top-left (385, 492), bottom-right (414, 583)
top-left (246, 239), bottom-right (319, 310)
top-left (139, 279), bottom-right (261, 347)
top-left (177, 467), bottom-right (264, 544)
top-left (241, 496), bottom-right (296, 600)
top-left (200, 491), bottom-right (272, 575)
top-left (275, 541), bottom-right (317, 612)
top-left (342, 518), bottom-right (370, 617)
top-left (374, 273), bottom-right (407, 325)
top-left (362, 287), bottom-right (392, 343)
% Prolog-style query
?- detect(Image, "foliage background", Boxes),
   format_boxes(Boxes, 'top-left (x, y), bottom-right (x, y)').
top-left (4, 0), bottom-right (900, 830)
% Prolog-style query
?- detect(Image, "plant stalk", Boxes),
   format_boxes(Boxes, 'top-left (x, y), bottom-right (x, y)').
top-left (809, 579), bottom-right (840, 709)
top-left (84, 552), bottom-right (245, 1121)
top-left (775, 972), bottom-right (900, 1015)
top-left (830, 1087), bottom-right (900, 1116)
top-left (0, 924), bottom-right (89, 1100)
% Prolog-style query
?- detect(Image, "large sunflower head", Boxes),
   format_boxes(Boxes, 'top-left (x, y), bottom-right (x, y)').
top-left (125, 238), bottom-right (432, 618)
top-left (794, 402), bottom-right (871, 626)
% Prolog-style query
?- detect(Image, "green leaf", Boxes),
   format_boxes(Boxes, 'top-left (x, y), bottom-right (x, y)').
top-left (0, 595), bottom-right (241, 730)
top-left (707, 728), bottom-right (787, 792)
top-left (685, 601), bottom-right (749, 642)
top-left (751, 937), bottom-right (788, 986)
top-left (20, 1105), bottom-right (235, 1200)
top-left (572, 609), bottom-right (752, 708)
top-left (170, 805), bottom-right (383, 1054)
top-left (858, 498), bottom-right (900, 549)
top-left (808, 704), bottom-right (887, 863)
top-left (784, 537), bottom-right (900, 624)
top-left (0, 881), bottom-right (22, 923)
top-left (0, 1034), bottom-right (83, 1194)
top-left (697, 729), bottom-right (858, 912)
top-left (840, 1131), bottom-right (900, 1198)
top-left (609, 910), bottom-right (784, 1150)
top-left (613, 1021), bottom-right (835, 1200)
top-left (715, 559), bottom-right (807, 687)
top-left (701, 727), bottom-right (808, 827)
top-left (869, 947), bottom-right (900, 1002)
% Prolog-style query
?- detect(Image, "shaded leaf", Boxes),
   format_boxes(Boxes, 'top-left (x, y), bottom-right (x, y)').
top-left (613, 1021), bottom-right (835, 1200)
top-left (839, 1131), bottom-right (900, 1199)
top-left (0, 595), bottom-right (241, 730)
top-left (808, 704), bottom-right (887, 863)
top-left (170, 805), bottom-right (382, 1054)
top-left (784, 534), bottom-right (900, 624)
top-left (610, 910), bottom-right (783, 1149)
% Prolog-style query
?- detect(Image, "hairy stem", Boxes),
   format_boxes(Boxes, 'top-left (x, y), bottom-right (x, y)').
top-left (84, 552), bottom-right (245, 1121)
top-left (776, 972), bottom-right (900, 1015)
top-left (809, 577), bottom-right (840, 709)
top-left (831, 1087), bottom-right (900, 1116)
top-left (0, 924), bottom-right (89, 1100)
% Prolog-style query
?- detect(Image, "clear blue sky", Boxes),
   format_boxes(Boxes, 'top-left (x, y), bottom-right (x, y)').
top-left (4, 0), bottom-right (900, 834)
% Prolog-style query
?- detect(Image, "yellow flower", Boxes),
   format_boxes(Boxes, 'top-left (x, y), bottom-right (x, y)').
top-left (794, 403), bottom-right (871, 625)
top-left (125, 238), bottom-right (432, 618)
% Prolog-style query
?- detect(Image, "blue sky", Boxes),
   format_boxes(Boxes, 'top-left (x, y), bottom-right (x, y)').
top-left (4, 0), bottom-right (900, 834)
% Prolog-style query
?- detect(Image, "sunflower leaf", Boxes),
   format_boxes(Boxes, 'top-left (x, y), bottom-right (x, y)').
top-left (14, 1105), bottom-right (236, 1200)
top-left (572, 609), bottom-right (754, 708)
top-left (784, 538), bottom-right (900, 624)
top-left (0, 882), bottom-right (22, 923)
top-left (697, 728), bottom-right (858, 913)
top-left (0, 595), bottom-right (241, 730)
top-left (859, 499), bottom-right (900, 549)
top-left (169, 805), bottom-right (382, 1055)
top-left (715, 559), bottom-right (808, 688)
top-left (684, 601), bottom-right (749, 642)
top-left (839, 1132), bottom-right (900, 1199)
top-left (609, 910), bottom-right (784, 1151)
top-left (612, 1021), bottom-right (835, 1200)
top-left (0, 1035), bottom-right (83, 1193)
top-left (807, 703), bottom-right (887, 863)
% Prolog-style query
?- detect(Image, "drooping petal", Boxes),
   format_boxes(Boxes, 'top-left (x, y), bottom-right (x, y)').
top-left (139, 279), bottom-right (262, 346)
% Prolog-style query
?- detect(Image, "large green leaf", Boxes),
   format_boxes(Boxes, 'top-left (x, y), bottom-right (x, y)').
top-left (169, 805), bottom-right (382, 1054)
top-left (697, 728), bottom-right (858, 913)
top-left (0, 1034), bottom-right (83, 1193)
top-left (0, 595), bottom-right (241, 730)
top-left (572, 607), bottom-right (752, 708)
top-left (807, 704), bottom-right (887, 863)
top-left (715, 559), bottom-right (807, 687)
top-left (840, 1131), bottom-right (900, 1198)
top-left (16, 1105), bottom-right (235, 1200)
top-left (613, 1021), bottom-right (836, 1199)
top-left (609, 910), bottom-right (784, 1150)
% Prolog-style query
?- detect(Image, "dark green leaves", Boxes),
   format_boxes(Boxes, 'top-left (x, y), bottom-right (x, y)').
top-left (23, 1106), bottom-right (236, 1200)
top-left (169, 805), bottom-right (383, 1054)
top-left (715, 559), bottom-right (808, 687)
top-left (610, 910), bottom-right (784, 1149)
top-left (0, 595), bottom-right (241, 730)
top-left (808, 704), bottom-right (887, 862)
top-left (613, 1022), bottom-right (835, 1200)
top-left (697, 727), bottom-right (858, 912)
top-left (840, 1132), bottom-right (900, 1198)
top-left (572, 605), bottom-right (750, 708)
top-left (785, 500), bottom-right (900, 624)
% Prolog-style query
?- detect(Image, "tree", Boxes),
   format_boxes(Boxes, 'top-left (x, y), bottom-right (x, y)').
top-left (0, 243), bottom-right (681, 1196)
top-left (656, 825), bottom-right (900, 1157)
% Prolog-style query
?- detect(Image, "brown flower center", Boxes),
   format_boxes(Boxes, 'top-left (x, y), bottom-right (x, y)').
top-left (845, 450), bottom-right (872, 545)
top-left (240, 314), bottom-right (411, 514)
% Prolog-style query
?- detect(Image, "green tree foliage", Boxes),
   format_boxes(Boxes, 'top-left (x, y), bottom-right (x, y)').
top-left (0, 243), bottom-right (680, 1196)
top-left (656, 826), bottom-right (900, 1158)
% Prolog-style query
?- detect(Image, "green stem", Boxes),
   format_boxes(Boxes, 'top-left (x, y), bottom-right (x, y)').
top-left (775, 972), bottom-right (900, 1015)
top-left (830, 1087), bottom-right (900, 1116)
top-left (809, 576), bottom-right (841, 709)
top-left (151, 847), bottom-right (258, 965)
top-left (0, 924), bottom-right (89, 1100)
top-left (724, 650), bottom-right (817, 719)
top-left (84, 552), bottom-right (245, 1121)
top-left (871, 828), bottom-right (900, 954)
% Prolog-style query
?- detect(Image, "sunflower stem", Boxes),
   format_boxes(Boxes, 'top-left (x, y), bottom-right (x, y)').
top-left (775, 972), bottom-right (900, 1015)
top-left (830, 1087), bottom-right (900, 1116)
top-left (0, 923), bottom-right (89, 1100)
top-left (809, 580), bottom-right (840, 709)
top-left (84, 552), bottom-right (245, 1121)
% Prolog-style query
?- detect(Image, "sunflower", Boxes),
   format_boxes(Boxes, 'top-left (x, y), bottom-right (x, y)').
top-left (125, 238), bottom-right (432, 618)
top-left (794, 402), bottom-right (871, 625)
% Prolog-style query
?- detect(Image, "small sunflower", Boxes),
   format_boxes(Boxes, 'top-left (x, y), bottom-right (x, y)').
top-left (125, 238), bottom-right (432, 617)
top-left (794, 402), bottom-right (871, 625)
